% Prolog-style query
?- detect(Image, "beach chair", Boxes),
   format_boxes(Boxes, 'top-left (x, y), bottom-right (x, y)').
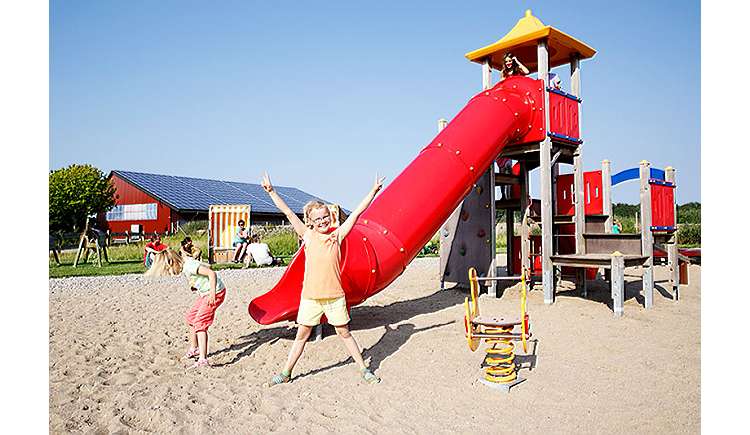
top-left (208, 204), bottom-right (251, 263)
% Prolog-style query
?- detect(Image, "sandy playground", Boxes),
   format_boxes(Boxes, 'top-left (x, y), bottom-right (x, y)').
top-left (49, 257), bottom-right (700, 434)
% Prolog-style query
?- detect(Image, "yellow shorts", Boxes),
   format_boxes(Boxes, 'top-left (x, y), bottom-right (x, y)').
top-left (296, 296), bottom-right (350, 326)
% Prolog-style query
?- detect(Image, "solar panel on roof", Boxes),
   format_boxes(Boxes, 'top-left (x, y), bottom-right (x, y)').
top-left (112, 170), bottom-right (339, 214)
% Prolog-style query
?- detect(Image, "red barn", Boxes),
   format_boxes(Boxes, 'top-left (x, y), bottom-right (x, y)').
top-left (102, 170), bottom-right (339, 235)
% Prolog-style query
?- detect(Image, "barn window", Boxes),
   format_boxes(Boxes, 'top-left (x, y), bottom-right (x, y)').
top-left (106, 203), bottom-right (158, 221)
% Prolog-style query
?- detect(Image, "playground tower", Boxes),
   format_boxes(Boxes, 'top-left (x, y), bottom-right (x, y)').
top-left (439, 10), bottom-right (684, 314)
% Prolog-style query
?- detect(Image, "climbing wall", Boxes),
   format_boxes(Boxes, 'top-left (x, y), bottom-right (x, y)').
top-left (439, 169), bottom-right (495, 287)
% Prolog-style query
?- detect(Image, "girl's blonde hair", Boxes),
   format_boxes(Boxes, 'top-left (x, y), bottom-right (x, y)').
top-left (303, 200), bottom-right (329, 228)
top-left (144, 249), bottom-right (184, 277)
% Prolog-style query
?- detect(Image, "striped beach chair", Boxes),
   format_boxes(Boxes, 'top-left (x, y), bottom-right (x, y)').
top-left (208, 204), bottom-right (251, 263)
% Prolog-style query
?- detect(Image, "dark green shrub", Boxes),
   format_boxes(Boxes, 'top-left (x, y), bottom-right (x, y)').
top-left (677, 224), bottom-right (700, 246)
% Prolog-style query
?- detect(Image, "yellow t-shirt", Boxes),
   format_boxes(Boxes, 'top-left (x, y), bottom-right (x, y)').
top-left (301, 229), bottom-right (345, 299)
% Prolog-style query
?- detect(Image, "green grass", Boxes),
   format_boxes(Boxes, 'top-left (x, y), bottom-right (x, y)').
top-left (49, 260), bottom-right (147, 278)
top-left (49, 223), bottom-right (297, 278)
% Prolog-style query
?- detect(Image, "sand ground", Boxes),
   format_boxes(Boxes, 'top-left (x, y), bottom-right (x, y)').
top-left (49, 258), bottom-right (700, 434)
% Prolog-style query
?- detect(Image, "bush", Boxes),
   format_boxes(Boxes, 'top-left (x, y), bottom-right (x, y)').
top-left (179, 220), bottom-right (208, 235)
top-left (264, 230), bottom-right (300, 257)
top-left (677, 202), bottom-right (701, 224)
top-left (677, 224), bottom-right (700, 246)
top-left (419, 239), bottom-right (439, 257)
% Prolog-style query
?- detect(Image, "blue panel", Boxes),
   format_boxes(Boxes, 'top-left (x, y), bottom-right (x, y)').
top-left (611, 167), bottom-right (667, 186)
top-left (610, 168), bottom-right (639, 186)
top-left (650, 168), bottom-right (665, 181)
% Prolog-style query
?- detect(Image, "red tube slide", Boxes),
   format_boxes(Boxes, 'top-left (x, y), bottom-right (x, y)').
top-left (249, 76), bottom-right (544, 324)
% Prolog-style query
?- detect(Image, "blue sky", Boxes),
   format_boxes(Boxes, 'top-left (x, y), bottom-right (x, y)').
top-left (50, 0), bottom-right (700, 209)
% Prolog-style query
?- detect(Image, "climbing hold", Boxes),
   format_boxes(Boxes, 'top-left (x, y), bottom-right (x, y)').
top-left (477, 229), bottom-right (486, 238)
top-left (442, 228), bottom-right (449, 237)
top-left (461, 210), bottom-right (470, 221)
top-left (476, 186), bottom-right (483, 195)
top-left (459, 245), bottom-right (467, 256)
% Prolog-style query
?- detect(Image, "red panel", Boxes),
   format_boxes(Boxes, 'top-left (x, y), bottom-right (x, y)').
top-left (566, 97), bottom-right (580, 138)
top-left (556, 171), bottom-right (603, 216)
top-left (549, 92), bottom-right (568, 139)
top-left (583, 170), bottom-right (603, 215)
top-left (105, 174), bottom-right (174, 234)
top-left (511, 235), bottom-right (542, 276)
top-left (556, 174), bottom-right (575, 216)
top-left (650, 183), bottom-right (675, 227)
top-left (549, 92), bottom-right (581, 140)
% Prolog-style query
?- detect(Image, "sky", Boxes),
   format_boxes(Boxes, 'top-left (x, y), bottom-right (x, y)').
top-left (50, 0), bottom-right (700, 210)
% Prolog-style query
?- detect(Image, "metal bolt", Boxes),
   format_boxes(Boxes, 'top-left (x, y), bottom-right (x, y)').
top-left (371, 269), bottom-right (376, 273)
top-left (363, 237), bottom-right (367, 241)
top-left (502, 98), bottom-right (507, 102)
top-left (469, 166), bottom-right (474, 171)
top-left (364, 219), bottom-right (368, 224)
top-left (485, 92), bottom-right (489, 95)
top-left (383, 229), bottom-right (388, 235)
top-left (514, 113), bottom-right (519, 117)
top-left (512, 85), bottom-right (517, 89)
top-left (455, 150), bottom-right (460, 155)
top-left (437, 143), bottom-right (442, 147)
top-left (399, 247), bottom-right (405, 253)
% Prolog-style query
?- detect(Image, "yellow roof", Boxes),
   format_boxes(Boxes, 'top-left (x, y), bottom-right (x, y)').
top-left (465, 10), bottom-right (596, 73)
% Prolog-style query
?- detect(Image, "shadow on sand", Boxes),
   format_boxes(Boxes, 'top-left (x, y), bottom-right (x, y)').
top-left (212, 286), bottom-right (467, 372)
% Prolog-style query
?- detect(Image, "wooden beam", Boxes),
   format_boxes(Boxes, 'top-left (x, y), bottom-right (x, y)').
top-left (611, 252), bottom-right (625, 317)
top-left (482, 60), bottom-right (492, 90)
top-left (488, 165), bottom-right (498, 297)
top-left (571, 56), bottom-right (585, 257)
top-left (538, 40), bottom-right (555, 304)
top-left (495, 174), bottom-right (521, 185)
top-left (639, 161), bottom-right (654, 309)
top-left (505, 206), bottom-right (514, 276)
top-left (520, 162), bottom-right (531, 276)
top-left (665, 166), bottom-right (679, 300)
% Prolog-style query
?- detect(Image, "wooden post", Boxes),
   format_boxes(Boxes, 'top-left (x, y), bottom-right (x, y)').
top-left (639, 161), bottom-right (654, 309)
top-left (520, 163), bottom-right (531, 276)
top-left (571, 56), bottom-right (585, 254)
top-left (538, 40), bottom-right (555, 304)
top-left (611, 251), bottom-right (625, 317)
top-left (437, 118), bottom-right (448, 290)
top-left (482, 60), bottom-right (492, 90)
top-left (602, 160), bottom-right (613, 233)
top-left (505, 206), bottom-right (514, 276)
top-left (488, 165), bottom-right (498, 297)
top-left (483, 59), bottom-right (498, 297)
top-left (665, 167), bottom-right (679, 300)
top-left (571, 55), bottom-right (586, 297)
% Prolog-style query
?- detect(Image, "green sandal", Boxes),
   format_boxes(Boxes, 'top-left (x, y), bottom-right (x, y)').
top-left (361, 368), bottom-right (381, 384)
top-left (266, 370), bottom-right (291, 387)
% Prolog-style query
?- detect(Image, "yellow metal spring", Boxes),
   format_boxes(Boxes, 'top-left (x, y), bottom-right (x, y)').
top-left (482, 326), bottom-right (517, 384)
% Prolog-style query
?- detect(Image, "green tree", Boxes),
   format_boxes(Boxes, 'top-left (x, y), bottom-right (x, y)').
top-left (49, 164), bottom-right (116, 232)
